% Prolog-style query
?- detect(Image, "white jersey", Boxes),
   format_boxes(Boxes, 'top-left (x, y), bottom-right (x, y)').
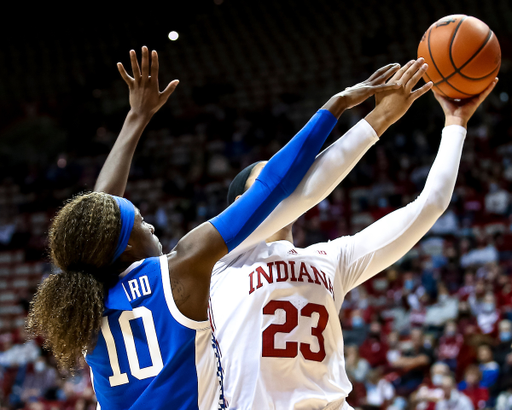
top-left (210, 238), bottom-right (370, 410)
top-left (210, 125), bottom-right (466, 410)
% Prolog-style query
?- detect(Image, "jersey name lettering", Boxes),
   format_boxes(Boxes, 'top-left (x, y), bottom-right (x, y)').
top-left (125, 276), bottom-right (152, 301)
top-left (248, 261), bottom-right (333, 297)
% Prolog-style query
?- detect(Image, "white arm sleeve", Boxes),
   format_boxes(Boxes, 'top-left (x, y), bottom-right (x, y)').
top-left (233, 119), bottom-right (379, 253)
top-left (335, 125), bottom-right (467, 293)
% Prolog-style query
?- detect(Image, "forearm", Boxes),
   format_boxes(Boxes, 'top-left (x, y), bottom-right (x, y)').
top-left (341, 125), bottom-right (466, 291)
top-left (94, 111), bottom-right (151, 195)
top-left (209, 109), bottom-right (337, 252)
top-left (234, 119), bottom-right (379, 252)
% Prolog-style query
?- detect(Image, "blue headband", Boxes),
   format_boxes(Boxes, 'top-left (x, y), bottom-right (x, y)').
top-left (112, 196), bottom-right (136, 263)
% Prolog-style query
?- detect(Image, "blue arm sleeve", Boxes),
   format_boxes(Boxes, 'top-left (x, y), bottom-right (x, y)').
top-left (210, 109), bottom-right (337, 252)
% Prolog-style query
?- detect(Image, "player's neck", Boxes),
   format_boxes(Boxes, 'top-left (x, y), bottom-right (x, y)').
top-left (265, 225), bottom-right (294, 244)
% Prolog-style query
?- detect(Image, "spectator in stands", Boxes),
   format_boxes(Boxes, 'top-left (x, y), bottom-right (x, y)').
top-left (458, 271), bottom-right (476, 301)
top-left (362, 366), bottom-right (395, 409)
top-left (359, 320), bottom-right (389, 368)
top-left (0, 330), bottom-right (40, 367)
top-left (461, 235), bottom-right (499, 268)
top-left (477, 344), bottom-right (500, 389)
top-left (411, 362), bottom-right (450, 410)
top-left (343, 309), bottom-right (368, 346)
top-left (496, 379), bottom-right (512, 410)
top-left (392, 328), bottom-right (434, 395)
top-left (424, 284), bottom-right (459, 329)
top-left (458, 365), bottom-right (489, 410)
top-left (437, 320), bottom-right (464, 372)
top-left (485, 181), bottom-right (509, 216)
top-left (20, 356), bottom-right (58, 404)
top-left (345, 344), bottom-right (370, 383)
top-left (456, 300), bottom-right (478, 336)
top-left (435, 375), bottom-right (474, 410)
top-left (475, 292), bottom-right (501, 336)
top-left (495, 319), bottom-right (512, 368)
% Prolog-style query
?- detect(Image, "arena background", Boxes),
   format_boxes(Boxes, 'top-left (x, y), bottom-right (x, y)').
top-left (0, 1), bottom-right (511, 409)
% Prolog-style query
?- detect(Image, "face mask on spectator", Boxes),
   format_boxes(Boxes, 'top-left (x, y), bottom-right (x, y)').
top-left (432, 374), bottom-right (444, 386)
top-left (500, 331), bottom-right (512, 342)
top-left (482, 302), bottom-right (495, 313)
top-left (446, 329), bottom-right (456, 337)
top-left (373, 279), bottom-right (388, 291)
top-left (34, 361), bottom-right (46, 373)
top-left (358, 298), bottom-right (369, 309)
top-left (352, 316), bottom-right (364, 328)
top-left (404, 279), bottom-right (414, 291)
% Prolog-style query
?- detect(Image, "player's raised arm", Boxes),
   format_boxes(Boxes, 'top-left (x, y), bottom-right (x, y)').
top-left (232, 59), bottom-right (432, 252)
top-left (94, 47), bottom-right (178, 196)
top-left (168, 66), bottom-right (402, 320)
top-left (337, 78), bottom-right (498, 293)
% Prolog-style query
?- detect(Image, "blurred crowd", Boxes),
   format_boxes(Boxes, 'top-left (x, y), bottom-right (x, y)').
top-left (0, 78), bottom-right (511, 409)
top-left (0, 1), bottom-right (511, 409)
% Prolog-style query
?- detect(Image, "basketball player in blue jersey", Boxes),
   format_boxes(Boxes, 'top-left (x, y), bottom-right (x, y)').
top-left (26, 47), bottom-right (402, 410)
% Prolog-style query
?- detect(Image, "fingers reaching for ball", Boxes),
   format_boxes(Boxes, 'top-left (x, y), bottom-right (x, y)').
top-left (433, 77), bottom-right (498, 128)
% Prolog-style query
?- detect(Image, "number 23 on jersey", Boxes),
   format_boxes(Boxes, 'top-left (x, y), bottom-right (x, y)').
top-left (262, 300), bottom-right (329, 362)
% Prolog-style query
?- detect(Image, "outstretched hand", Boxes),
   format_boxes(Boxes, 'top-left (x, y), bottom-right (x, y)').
top-left (434, 78), bottom-right (498, 128)
top-left (365, 58), bottom-right (433, 136)
top-left (338, 63), bottom-right (402, 109)
top-left (118, 46), bottom-right (179, 120)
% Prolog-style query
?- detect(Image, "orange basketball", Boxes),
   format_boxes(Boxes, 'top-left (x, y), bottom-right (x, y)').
top-left (417, 15), bottom-right (501, 99)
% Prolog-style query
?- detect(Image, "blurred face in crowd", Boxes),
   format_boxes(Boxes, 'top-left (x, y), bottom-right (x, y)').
top-left (351, 310), bottom-right (365, 328)
top-left (458, 300), bottom-right (471, 317)
top-left (482, 292), bottom-right (496, 313)
top-left (387, 331), bottom-right (400, 349)
top-left (403, 272), bottom-right (415, 292)
top-left (499, 320), bottom-right (512, 343)
top-left (369, 321), bottom-right (382, 338)
top-left (477, 345), bottom-right (493, 363)
top-left (431, 362), bottom-right (449, 386)
top-left (464, 366), bottom-right (481, 386)
top-left (437, 286), bottom-right (450, 303)
top-left (444, 321), bottom-right (457, 337)
top-left (464, 271), bottom-right (475, 286)
top-left (345, 345), bottom-right (360, 365)
top-left (367, 367), bottom-right (382, 385)
top-left (441, 376), bottom-right (455, 399)
top-left (411, 328), bottom-right (424, 349)
top-left (475, 280), bottom-right (486, 296)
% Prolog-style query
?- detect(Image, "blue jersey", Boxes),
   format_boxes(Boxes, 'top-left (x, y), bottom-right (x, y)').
top-left (86, 255), bottom-right (226, 410)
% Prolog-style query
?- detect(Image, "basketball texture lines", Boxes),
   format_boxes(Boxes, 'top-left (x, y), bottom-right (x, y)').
top-left (418, 14), bottom-right (501, 99)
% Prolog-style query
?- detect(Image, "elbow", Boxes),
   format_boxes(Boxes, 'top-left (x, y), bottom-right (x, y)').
top-left (424, 190), bottom-right (451, 217)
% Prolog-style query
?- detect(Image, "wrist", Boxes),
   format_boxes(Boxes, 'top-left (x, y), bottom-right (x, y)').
top-left (444, 115), bottom-right (468, 129)
top-left (364, 109), bottom-right (390, 137)
top-left (321, 95), bottom-right (348, 119)
top-left (127, 109), bottom-right (153, 125)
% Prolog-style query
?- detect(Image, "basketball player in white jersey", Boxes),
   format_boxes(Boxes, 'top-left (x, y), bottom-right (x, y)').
top-left (209, 59), bottom-right (498, 409)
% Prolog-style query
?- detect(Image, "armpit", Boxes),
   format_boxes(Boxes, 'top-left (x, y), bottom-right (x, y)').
top-left (170, 275), bottom-right (190, 307)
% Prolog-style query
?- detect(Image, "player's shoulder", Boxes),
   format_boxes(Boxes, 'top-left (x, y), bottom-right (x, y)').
top-left (212, 241), bottom-right (270, 275)
top-left (119, 256), bottom-right (163, 281)
top-left (302, 236), bottom-right (353, 257)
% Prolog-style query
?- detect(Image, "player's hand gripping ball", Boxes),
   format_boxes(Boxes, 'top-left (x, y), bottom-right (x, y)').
top-left (417, 14), bottom-right (501, 99)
